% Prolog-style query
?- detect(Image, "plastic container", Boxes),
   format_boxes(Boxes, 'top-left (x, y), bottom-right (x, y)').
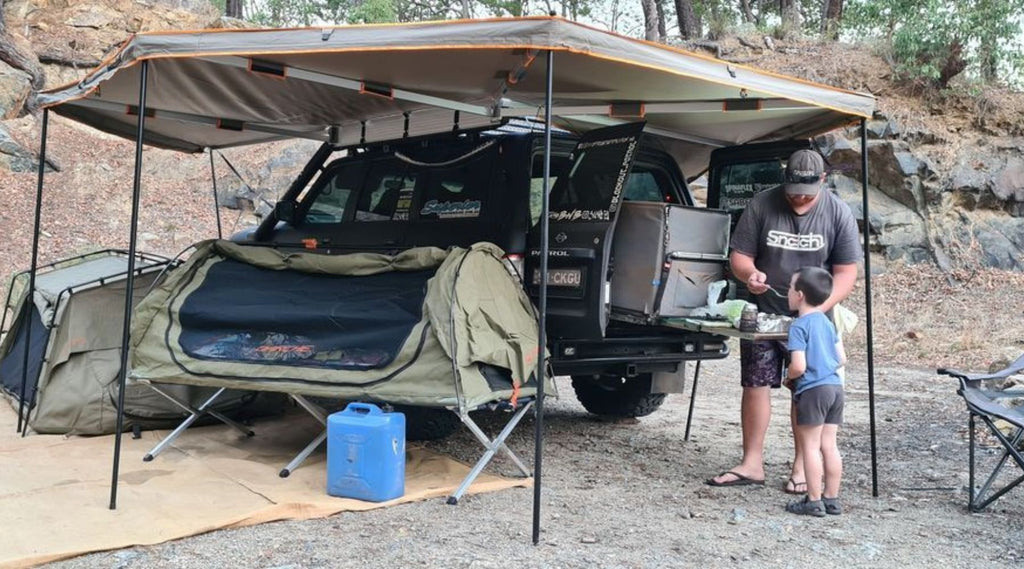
top-left (326, 402), bottom-right (406, 502)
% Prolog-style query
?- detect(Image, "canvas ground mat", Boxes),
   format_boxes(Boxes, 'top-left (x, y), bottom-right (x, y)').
top-left (0, 405), bottom-right (530, 568)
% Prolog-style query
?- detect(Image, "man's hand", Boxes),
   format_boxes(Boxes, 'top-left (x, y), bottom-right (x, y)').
top-left (746, 270), bottom-right (769, 295)
top-left (730, 251), bottom-right (769, 295)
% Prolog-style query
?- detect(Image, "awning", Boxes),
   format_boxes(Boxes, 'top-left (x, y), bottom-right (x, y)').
top-left (36, 16), bottom-right (874, 176)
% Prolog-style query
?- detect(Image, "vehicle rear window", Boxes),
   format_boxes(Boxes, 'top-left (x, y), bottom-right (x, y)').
top-left (304, 162), bottom-right (363, 224)
top-left (717, 160), bottom-right (784, 224)
top-left (416, 152), bottom-right (494, 220)
top-left (622, 167), bottom-right (672, 202)
top-left (529, 155), bottom-right (571, 225)
top-left (541, 162), bottom-right (675, 223)
top-left (302, 141), bottom-right (499, 225)
top-left (355, 159), bottom-right (416, 222)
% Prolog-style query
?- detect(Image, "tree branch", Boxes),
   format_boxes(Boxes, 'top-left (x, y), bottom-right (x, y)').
top-left (38, 52), bottom-right (101, 68)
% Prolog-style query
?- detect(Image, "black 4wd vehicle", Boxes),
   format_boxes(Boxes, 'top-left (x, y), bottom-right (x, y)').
top-left (236, 121), bottom-right (730, 420)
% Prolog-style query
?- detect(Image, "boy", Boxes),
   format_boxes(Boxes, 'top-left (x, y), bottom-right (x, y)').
top-left (783, 267), bottom-right (846, 517)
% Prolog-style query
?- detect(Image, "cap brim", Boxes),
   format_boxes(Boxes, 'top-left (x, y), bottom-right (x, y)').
top-left (784, 182), bottom-right (820, 196)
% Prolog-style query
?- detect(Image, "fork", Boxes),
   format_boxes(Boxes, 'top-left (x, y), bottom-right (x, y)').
top-left (764, 285), bottom-right (787, 299)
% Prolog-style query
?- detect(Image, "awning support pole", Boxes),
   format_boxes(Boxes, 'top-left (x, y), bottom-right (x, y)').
top-left (860, 117), bottom-right (879, 497)
top-left (209, 149), bottom-right (223, 239)
top-left (110, 60), bottom-right (149, 510)
top-left (532, 48), bottom-right (554, 546)
top-left (17, 109), bottom-right (49, 435)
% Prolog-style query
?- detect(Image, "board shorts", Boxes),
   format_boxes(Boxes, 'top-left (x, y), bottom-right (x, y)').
top-left (739, 339), bottom-right (788, 388)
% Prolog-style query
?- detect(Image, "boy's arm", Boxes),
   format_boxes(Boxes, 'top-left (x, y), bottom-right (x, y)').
top-left (835, 337), bottom-right (847, 366)
top-left (785, 350), bottom-right (806, 389)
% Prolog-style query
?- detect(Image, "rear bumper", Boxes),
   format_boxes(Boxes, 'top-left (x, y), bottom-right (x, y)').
top-left (548, 328), bottom-right (729, 377)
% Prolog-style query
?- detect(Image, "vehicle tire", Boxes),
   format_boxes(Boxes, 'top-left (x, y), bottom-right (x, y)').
top-left (570, 373), bottom-right (666, 418)
top-left (395, 405), bottom-right (461, 441)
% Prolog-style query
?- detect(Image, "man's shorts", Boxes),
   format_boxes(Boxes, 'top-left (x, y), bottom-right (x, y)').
top-left (739, 339), bottom-right (788, 388)
top-left (794, 384), bottom-right (845, 426)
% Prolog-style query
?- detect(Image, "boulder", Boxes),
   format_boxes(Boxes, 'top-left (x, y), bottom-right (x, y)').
top-left (0, 121), bottom-right (56, 173)
top-left (0, 63), bottom-right (31, 119)
top-left (816, 131), bottom-right (862, 179)
top-left (993, 158), bottom-right (1024, 215)
top-left (949, 143), bottom-right (1024, 216)
top-left (864, 119), bottom-right (900, 140)
top-left (833, 174), bottom-right (929, 262)
top-left (65, 6), bottom-right (123, 29)
top-left (932, 210), bottom-right (1024, 271)
top-left (820, 135), bottom-right (939, 214)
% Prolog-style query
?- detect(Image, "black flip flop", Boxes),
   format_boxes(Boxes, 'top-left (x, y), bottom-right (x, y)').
top-left (705, 470), bottom-right (765, 487)
top-left (784, 477), bottom-right (808, 495)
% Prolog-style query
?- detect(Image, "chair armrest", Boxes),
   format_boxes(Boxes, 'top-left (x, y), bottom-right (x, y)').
top-left (989, 389), bottom-right (1024, 400)
top-left (938, 353), bottom-right (1024, 382)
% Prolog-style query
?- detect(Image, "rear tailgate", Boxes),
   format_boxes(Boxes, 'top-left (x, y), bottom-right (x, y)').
top-left (526, 122), bottom-right (645, 340)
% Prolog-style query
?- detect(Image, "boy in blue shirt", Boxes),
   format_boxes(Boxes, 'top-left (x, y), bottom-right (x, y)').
top-left (783, 267), bottom-right (847, 517)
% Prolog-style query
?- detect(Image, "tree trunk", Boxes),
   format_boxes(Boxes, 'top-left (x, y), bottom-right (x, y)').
top-left (738, 0), bottom-right (756, 24)
top-left (937, 39), bottom-right (967, 88)
top-left (820, 0), bottom-right (843, 39)
top-left (641, 0), bottom-right (659, 41)
top-left (779, 0), bottom-right (798, 35)
top-left (0, 2), bottom-right (44, 113)
top-left (674, 0), bottom-right (699, 40)
top-left (225, 0), bottom-right (243, 19)
top-left (656, 0), bottom-right (667, 42)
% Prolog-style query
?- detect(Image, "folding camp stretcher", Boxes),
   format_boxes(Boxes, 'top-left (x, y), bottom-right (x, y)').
top-left (136, 377), bottom-right (535, 504)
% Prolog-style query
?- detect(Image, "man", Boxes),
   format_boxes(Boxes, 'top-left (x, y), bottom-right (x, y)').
top-left (707, 149), bottom-right (862, 491)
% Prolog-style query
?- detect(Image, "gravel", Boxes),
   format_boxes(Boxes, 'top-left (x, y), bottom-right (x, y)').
top-left (39, 354), bottom-right (1024, 569)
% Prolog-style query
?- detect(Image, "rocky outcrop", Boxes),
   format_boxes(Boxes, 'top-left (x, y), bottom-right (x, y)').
top-left (817, 118), bottom-right (1024, 271)
top-left (0, 0), bottom-right (221, 174)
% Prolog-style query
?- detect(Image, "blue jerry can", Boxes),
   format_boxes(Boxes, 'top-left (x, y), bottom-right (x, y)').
top-left (326, 402), bottom-right (406, 502)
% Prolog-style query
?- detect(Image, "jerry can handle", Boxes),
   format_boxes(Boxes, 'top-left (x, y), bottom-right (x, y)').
top-left (344, 402), bottom-right (382, 415)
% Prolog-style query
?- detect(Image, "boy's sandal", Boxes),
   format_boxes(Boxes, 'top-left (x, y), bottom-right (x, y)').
top-left (822, 497), bottom-right (842, 515)
top-left (785, 496), bottom-right (826, 517)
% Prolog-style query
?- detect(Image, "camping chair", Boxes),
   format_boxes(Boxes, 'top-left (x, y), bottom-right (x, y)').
top-left (938, 353), bottom-right (1024, 512)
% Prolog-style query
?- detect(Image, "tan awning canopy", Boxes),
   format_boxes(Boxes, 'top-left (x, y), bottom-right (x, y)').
top-left (37, 16), bottom-right (874, 176)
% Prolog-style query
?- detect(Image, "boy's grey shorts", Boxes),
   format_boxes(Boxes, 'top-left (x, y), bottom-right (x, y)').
top-left (794, 384), bottom-right (844, 426)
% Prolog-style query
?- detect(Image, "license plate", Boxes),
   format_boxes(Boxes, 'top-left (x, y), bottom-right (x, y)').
top-left (533, 268), bottom-right (583, 288)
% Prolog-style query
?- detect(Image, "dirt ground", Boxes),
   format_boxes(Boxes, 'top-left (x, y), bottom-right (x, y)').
top-left (33, 347), bottom-right (1024, 569)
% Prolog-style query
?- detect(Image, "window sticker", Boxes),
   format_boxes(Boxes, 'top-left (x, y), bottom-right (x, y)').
top-left (420, 199), bottom-right (482, 218)
top-left (549, 209), bottom-right (611, 222)
top-left (393, 187), bottom-right (415, 220)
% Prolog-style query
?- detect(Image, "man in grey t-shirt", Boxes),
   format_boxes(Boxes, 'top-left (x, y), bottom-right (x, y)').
top-left (707, 149), bottom-right (861, 491)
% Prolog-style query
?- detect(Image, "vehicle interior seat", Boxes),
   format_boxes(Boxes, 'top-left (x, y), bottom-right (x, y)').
top-left (371, 179), bottom-right (405, 217)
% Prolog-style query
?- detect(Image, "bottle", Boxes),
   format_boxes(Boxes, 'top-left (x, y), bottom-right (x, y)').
top-left (739, 304), bottom-right (758, 333)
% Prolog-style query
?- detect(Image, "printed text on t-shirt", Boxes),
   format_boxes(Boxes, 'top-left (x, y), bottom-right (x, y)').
top-left (766, 230), bottom-right (825, 251)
